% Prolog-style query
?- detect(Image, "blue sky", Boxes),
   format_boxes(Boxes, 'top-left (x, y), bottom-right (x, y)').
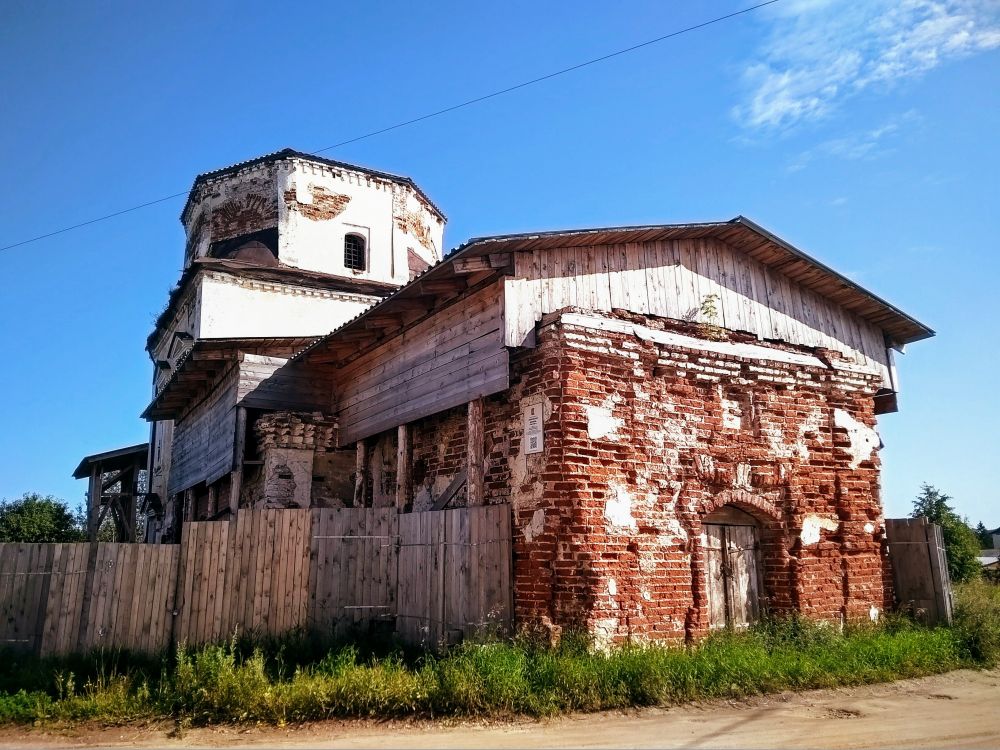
top-left (0, 0), bottom-right (997, 526)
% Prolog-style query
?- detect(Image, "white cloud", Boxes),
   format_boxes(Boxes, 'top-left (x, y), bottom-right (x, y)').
top-left (734, 0), bottom-right (1000, 131)
top-left (786, 110), bottom-right (920, 170)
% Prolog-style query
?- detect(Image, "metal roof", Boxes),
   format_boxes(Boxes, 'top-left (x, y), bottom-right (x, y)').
top-left (72, 443), bottom-right (149, 479)
top-left (295, 216), bottom-right (934, 367)
top-left (180, 148), bottom-right (446, 224)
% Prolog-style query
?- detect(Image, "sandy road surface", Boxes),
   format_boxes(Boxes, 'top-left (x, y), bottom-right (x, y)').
top-left (2, 668), bottom-right (998, 749)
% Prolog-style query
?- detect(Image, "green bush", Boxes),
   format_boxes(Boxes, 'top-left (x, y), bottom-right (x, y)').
top-left (952, 580), bottom-right (1000, 664)
top-left (0, 493), bottom-right (86, 543)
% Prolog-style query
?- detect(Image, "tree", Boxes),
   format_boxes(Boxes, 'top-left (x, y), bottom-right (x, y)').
top-left (0, 493), bottom-right (86, 543)
top-left (975, 522), bottom-right (994, 549)
top-left (910, 484), bottom-right (981, 583)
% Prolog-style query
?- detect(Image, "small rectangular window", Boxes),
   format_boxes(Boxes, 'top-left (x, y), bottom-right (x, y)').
top-left (344, 234), bottom-right (366, 271)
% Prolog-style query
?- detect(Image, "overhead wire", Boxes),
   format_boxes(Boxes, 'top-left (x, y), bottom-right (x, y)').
top-left (0, 0), bottom-right (780, 254)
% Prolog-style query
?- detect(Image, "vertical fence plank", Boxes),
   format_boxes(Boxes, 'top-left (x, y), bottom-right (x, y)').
top-left (0, 507), bottom-right (514, 655)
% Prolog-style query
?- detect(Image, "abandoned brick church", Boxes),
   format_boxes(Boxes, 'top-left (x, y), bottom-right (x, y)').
top-left (84, 149), bottom-right (934, 642)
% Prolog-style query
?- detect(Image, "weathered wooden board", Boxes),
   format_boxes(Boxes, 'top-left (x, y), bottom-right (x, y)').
top-left (336, 285), bottom-right (509, 444)
top-left (238, 354), bottom-right (330, 412)
top-left (168, 367), bottom-right (238, 495)
top-left (503, 239), bottom-right (891, 384)
top-left (886, 517), bottom-right (953, 625)
top-left (0, 505), bottom-right (512, 655)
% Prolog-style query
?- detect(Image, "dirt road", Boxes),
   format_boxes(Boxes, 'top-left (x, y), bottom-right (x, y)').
top-left (3, 668), bottom-right (999, 749)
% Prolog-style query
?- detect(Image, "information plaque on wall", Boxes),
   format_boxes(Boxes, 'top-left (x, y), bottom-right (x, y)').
top-left (523, 404), bottom-right (544, 454)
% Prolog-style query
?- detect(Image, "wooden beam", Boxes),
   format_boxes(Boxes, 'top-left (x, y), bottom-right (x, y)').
top-left (453, 253), bottom-right (512, 274)
top-left (229, 406), bottom-right (247, 515)
top-left (487, 252), bottom-right (513, 271)
top-left (431, 469), bottom-right (467, 511)
top-left (183, 488), bottom-right (195, 523)
top-left (467, 398), bottom-right (485, 506)
top-left (365, 314), bottom-right (404, 329)
top-left (390, 298), bottom-right (435, 313)
top-left (420, 277), bottom-right (466, 295)
top-left (396, 424), bottom-right (411, 511)
top-left (354, 441), bottom-right (368, 507)
top-left (100, 469), bottom-right (124, 493)
top-left (87, 465), bottom-right (101, 541)
top-left (453, 257), bottom-right (492, 274)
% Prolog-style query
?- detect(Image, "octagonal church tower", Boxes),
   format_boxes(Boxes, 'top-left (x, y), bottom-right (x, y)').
top-left (144, 150), bottom-right (444, 535)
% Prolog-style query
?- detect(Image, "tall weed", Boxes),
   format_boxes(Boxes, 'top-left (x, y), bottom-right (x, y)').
top-left (0, 592), bottom-right (995, 727)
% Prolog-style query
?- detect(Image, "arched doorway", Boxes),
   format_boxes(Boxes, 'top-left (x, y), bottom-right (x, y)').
top-left (703, 505), bottom-right (763, 630)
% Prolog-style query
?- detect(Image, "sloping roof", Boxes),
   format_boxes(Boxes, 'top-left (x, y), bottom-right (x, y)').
top-left (142, 336), bottom-right (319, 421)
top-left (146, 258), bottom-right (398, 354)
top-left (72, 443), bottom-right (149, 479)
top-left (295, 216), bottom-right (934, 367)
top-left (180, 148), bottom-right (446, 224)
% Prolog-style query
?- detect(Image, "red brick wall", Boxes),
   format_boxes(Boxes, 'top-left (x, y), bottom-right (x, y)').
top-left (509, 310), bottom-right (894, 644)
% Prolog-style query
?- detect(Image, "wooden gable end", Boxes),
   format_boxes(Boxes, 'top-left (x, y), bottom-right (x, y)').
top-left (502, 238), bottom-right (893, 386)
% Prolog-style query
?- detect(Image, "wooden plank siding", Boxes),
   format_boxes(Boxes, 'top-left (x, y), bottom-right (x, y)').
top-left (503, 239), bottom-right (892, 384)
top-left (168, 366), bottom-right (239, 496)
top-left (237, 353), bottom-right (330, 412)
top-left (335, 284), bottom-right (509, 445)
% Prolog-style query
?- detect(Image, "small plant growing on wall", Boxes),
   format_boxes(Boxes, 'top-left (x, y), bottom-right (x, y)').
top-left (698, 293), bottom-right (726, 341)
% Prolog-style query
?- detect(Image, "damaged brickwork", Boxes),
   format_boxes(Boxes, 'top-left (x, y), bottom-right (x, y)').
top-left (251, 412), bottom-right (348, 509)
top-left (392, 190), bottom-right (435, 252)
top-left (283, 184), bottom-right (352, 221)
top-left (207, 173), bottom-right (279, 244)
top-left (506, 309), bottom-right (893, 645)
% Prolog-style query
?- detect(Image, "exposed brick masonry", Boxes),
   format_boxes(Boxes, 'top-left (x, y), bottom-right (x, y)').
top-left (509, 309), bottom-right (893, 644)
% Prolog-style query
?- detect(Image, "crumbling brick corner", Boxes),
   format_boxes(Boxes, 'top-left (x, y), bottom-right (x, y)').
top-left (252, 411), bottom-right (340, 509)
top-left (507, 309), bottom-right (894, 646)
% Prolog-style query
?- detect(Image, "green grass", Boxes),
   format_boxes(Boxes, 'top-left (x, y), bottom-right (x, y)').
top-left (1, 583), bottom-right (997, 726)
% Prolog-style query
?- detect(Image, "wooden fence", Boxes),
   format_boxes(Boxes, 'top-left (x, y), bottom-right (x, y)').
top-left (0, 504), bottom-right (511, 656)
top-left (886, 517), bottom-right (953, 625)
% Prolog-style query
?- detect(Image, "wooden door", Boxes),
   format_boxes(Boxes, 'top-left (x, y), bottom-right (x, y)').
top-left (704, 523), bottom-right (762, 630)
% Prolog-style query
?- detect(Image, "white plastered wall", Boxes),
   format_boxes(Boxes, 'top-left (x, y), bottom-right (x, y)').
top-left (198, 274), bottom-right (378, 339)
top-left (277, 160), bottom-right (443, 285)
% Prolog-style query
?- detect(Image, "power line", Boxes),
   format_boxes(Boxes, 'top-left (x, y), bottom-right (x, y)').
top-left (0, 0), bottom-right (780, 254)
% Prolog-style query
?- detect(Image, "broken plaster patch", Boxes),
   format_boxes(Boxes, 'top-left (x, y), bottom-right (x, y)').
top-left (591, 617), bottom-right (619, 652)
top-left (605, 484), bottom-right (638, 531)
top-left (834, 408), bottom-right (880, 469)
top-left (586, 401), bottom-right (623, 441)
top-left (801, 514), bottom-right (840, 545)
top-left (607, 578), bottom-right (618, 597)
top-left (523, 509), bottom-right (546, 543)
top-left (864, 522), bottom-right (875, 534)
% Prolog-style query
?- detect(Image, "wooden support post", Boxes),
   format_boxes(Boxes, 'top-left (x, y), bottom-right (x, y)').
top-left (229, 407), bottom-right (247, 516)
top-left (207, 484), bottom-right (218, 519)
top-left (87, 464), bottom-right (101, 541)
top-left (396, 424), bottom-right (411, 511)
top-left (183, 488), bottom-right (195, 523)
top-left (354, 440), bottom-right (368, 507)
top-left (467, 398), bottom-right (485, 506)
top-left (121, 464), bottom-right (136, 542)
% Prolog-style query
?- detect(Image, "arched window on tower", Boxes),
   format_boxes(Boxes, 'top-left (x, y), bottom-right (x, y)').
top-left (344, 234), bottom-right (367, 271)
